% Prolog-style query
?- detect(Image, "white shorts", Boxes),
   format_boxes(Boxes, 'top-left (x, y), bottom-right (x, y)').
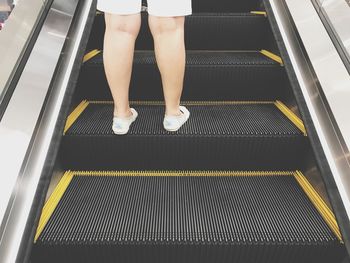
top-left (97, 0), bottom-right (192, 17)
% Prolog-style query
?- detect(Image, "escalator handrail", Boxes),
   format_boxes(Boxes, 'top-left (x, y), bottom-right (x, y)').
top-left (0, 0), bottom-right (96, 262)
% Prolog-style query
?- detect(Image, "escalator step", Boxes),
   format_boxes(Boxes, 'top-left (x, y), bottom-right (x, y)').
top-left (87, 13), bottom-right (273, 51)
top-left (123, 0), bottom-right (260, 13)
top-left (61, 101), bottom-right (307, 170)
top-left (192, 0), bottom-right (261, 13)
top-left (141, 0), bottom-right (261, 13)
top-left (32, 171), bottom-right (344, 263)
top-left (77, 51), bottom-right (289, 101)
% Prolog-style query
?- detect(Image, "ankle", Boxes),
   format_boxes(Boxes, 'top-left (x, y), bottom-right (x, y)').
top-left (114, 108), bottom-right (132, 118)
top-left (165, 107), bottom-right (181, 116)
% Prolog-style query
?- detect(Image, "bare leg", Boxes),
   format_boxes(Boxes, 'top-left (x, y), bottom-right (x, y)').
top-left (148, 16), bottom-right (186, 116)
top-left (103, 13), bottom-right (141, 117)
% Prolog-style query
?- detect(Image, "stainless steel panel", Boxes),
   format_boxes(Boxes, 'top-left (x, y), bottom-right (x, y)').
top-left (0, 0), bottom-right (13, 12)
top-left (319, 0), bottom-right (350, 62)
top-left (0, 0), bottom-right (76, 233)
top-left (0, 0), bottom-right (93, 261)
top-left (0, 0), bottom-right (47, 107)
top-left (284, 0), bottom-right (350, 217)
top-left (270, 0), bottom-right (350, 248)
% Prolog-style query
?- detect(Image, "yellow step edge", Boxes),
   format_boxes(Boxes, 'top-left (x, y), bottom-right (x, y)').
top-left (275, 100), bottom-right (307, 136)
top-left (34, 171), bottom-right (74, 242)
top-left (83, 49), bottom-right (101, 63)
top-left (85, 50), bottom-right (281, 64)
top-left (64, 100), bottom-right (90, 134)
top-left (250, 11), bottom-right (267, 17)
top-left (260, 49), bottom-right (283, 65)
top-left (89, 100), bottom-right (274, 106)
top-left (293, 171), bottom-right (343, 242)
top-left (85, 49), bottom-right (282, 65)
top-left (73, 170), bottom-right (294, 177)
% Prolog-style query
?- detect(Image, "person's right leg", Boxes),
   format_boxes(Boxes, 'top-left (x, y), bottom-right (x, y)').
top-left (147, 0), bottom-right (192, 131)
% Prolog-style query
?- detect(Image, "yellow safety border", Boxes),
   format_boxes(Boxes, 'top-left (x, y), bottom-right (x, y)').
top-left (34, 171), bottom-right (74, 242)
top-left (275, 100), bottom-right (307, 136)
top-left (64, 100), bottom-right (306, 134)
top-left (294, 171), bottom-right (343, 242)
top-left (83, 49), bottom-right (101, 63)
top-left (84, 49), bottom-right (280, 65)
top-left (260, 49), bottom-right (283, 65)
top-left (64, 100), bottom-right (90, 134)
top-left (34, 170), bottom-right (343, 243)
top-left (250, 11), bottom-right (267, 17)
top-left (73, 170), bottom-right (293, 177)
top-left (89, 100), bottom-right (274, 106)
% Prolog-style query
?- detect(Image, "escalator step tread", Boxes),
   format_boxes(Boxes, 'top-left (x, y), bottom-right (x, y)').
top-left (61, 102), bottom-right (306, 170)
top-left (89, 13), bottom-right (272, 51)
top-left (85, 51), bottom-right (279, 66)
top-left (66, 102), bottom-right (301, 136)
top-left (191, 0), bottom-right (260, 12)
top-left (78, 50), bottom-right (287, 101)
top-left (143, 0), bottom-right (260, 12)
top-left (36, 171), bottom-right (338, 245)
top-left (191, 12), bottom-right (264, 16)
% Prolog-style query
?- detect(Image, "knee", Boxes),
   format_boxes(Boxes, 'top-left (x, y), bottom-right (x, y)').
top-left (148, 16), bottom-right (185, 36)
top-left (105, 14), bottom-right (141, 38)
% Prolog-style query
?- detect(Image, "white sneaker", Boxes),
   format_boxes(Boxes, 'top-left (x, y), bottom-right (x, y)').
top-left (112, 108), bottom-right (138, 135)
top-left (163, 106), bottom-right (190, 132)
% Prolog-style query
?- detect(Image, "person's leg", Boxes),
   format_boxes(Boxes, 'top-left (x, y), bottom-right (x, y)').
top-left (147, 0), bottom-right (191, 131)
top-left (103, 13), bottom-right (141, 118)
top-left (148, 16), bottom-right (186, 116)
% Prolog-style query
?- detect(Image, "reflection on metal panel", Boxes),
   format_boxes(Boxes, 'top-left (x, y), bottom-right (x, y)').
top-left (318, 0), bottom-right (350, 67)
top-left (284, 0), bottom-right (350, 155)
top-left (0, 0), bottom-right (13, 12)
top-left (0, 0), bottom-right (45, 108)
top-left (0, 0), bottom-right (88, 261)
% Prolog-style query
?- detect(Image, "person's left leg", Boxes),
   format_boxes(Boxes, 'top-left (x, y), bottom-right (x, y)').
top-left (148, 16), bottom-right (186, 116)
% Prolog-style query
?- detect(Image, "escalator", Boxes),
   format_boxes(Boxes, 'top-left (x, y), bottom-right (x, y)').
top-left (30, 0), bottom-right (347, 262)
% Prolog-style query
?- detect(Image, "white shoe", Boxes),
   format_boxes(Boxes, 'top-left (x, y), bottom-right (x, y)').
top-left (112, 108), bottom-right (138, 135)
top-left (163, 106), bottom-right (190, 132)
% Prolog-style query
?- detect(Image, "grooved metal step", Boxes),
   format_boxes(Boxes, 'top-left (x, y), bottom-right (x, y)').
top-left (139, 0), bottom-right (261, 12)
top-left (192, 0), bottom-right (261, 12)
top-left (32, 171), bottom-right (344, 263)
top-left (87, 13), bottom-right (272, 51)
top-left (61, 101), bottom-right (307, 170)
top-left (76, 51), bottom-right (289, 101)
